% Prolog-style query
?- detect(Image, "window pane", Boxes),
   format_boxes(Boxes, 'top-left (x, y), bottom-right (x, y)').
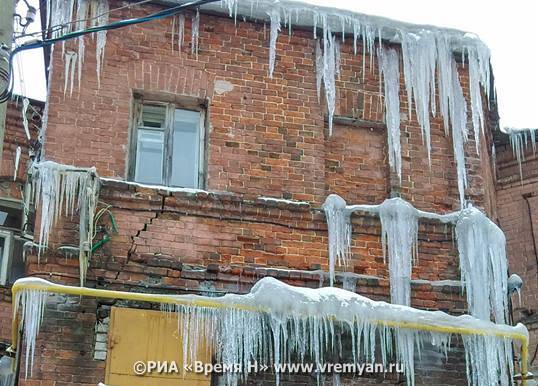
top-left (135, 129), bottom-right (164, 185)
top-left (170, 109), bottom-right (201, 188)
top-left (141, 105), bottom-right (166, 128)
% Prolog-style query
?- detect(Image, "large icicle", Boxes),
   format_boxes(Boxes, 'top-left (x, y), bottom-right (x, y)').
top-left (30, 161), bottom-right (100, 285)
top-left (455, 206), bottom-right (508, 324)
top-left (378, 198), bottom-right (418, 306)
top-left (15, 276), bottom-right (527, 386)
top-left (178, 14), bottom-right (185, 53)
top-left (267, 9), bottom-right (281, 78)
top-left (91, 0), bottom-right (110, 88)
top-left (378, 46), bottom-right (402, 181)
top-left (322, 194), bottom-right (351, 287)
top-left (21, 97), bottom-right (31, 140)
top-left (13, 146), bottom-right (21, 181)
top-left (448, 59), bottom-right (469, 207)
top-left (322, 17), bottom-right (336, 135)
top-left (315, 39), bottom-right (323, 103)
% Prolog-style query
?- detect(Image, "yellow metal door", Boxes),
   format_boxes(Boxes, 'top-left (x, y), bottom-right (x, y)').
top-left (105, 307), bottom-right (211, 386)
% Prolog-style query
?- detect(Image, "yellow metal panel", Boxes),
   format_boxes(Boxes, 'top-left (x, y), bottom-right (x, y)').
top-left (105, 307), bottom-right (211, 386)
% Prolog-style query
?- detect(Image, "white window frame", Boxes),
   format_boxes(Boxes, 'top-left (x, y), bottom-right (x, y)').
top-left (128, 97), bottom-right (207, 189)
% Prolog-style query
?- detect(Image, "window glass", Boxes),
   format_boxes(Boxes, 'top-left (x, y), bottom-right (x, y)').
top-left (135, 129), bottom-right (164, 185)
top-left (170, 109), bottom-right (201, 188)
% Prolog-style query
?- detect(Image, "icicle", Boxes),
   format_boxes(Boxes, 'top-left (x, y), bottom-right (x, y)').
top-left (378, 46), bottom-right (402, 181)
top-left (178, 14), bottom-right (185, 53)
top-left (63, 51), bottom-right (77, 97)
top-left (13, 146), bottom-right (21, 181)
top-left (22, 97), bottom-right (31, 140)
top-left (30, 161), bottom-right (100, 285)
top-left (455, 206), bottom-right (508, 324)
top-left (93, 0), bottom-right (109, 88)
top-left (334, 40), bottom-right (341, 79)
top-left (379, 198), bottom-right (418, 306)
top-left (191, 9), bottom-right (200, 59)
top-left (75, 0), bottom-right (88, 90)
top-left (448, 59), bottom-right (469, 207)
top-left (322, 17), bottom-right (336, 135)
top-left (322, 194), bottom-right (352, 286)
top-left (315, 39), bottom-right (323, 103)
top-left (267, 8), bottom-right (281, 78)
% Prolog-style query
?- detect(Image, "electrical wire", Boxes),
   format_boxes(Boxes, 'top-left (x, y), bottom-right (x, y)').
top-left (1, 0), bottom-right (221, 103)
top-left (14, 0), bottom-right (154, 40)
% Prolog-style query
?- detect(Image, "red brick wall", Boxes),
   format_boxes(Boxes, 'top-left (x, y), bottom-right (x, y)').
top-left (496, 140), bottom-right (538, 369)
top-left (41, 2), bottom-right (493, 212)
top-left (0, 2), bottom-right (501, 385)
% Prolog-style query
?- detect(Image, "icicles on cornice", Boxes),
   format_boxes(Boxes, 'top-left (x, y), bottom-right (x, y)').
top-left (506, 128), bottom-right (537, 180)
top-left (30, 161), bottom-right (100, 285)
top-left (47, 0), bottom-right (110, 92)
top-left (378, 47), bottom-right (402, 180)
top-left (323, 193), bottom-right (510, 325)
top-left (455, 206), bottom-right (508, 324)
top-left (267, 8), bottom-right (281, 78)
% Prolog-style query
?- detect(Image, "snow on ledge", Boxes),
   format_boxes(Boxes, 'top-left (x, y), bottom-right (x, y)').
top-left (257, 196), bottom-right (310, 206)
top-left (99, 177), bottom-right (218, 195)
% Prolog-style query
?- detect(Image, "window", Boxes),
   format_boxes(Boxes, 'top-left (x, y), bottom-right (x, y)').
top-left (130, 98), bottom-right (206, 189)
top-left (0, 199), bottom-right (31, 285)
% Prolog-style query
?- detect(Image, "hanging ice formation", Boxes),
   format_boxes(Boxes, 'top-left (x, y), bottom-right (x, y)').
top-left (22, 98), bottom-right (31, 140)
top-left (191, 9), bottom-right (200, 58)
top-left (63, 51), bottom-right (77, 96)
top-left (455, 206), bottom-right (508, 324)
top-left (378, 198), bottom-right (418, 306)
top-left (322, 194), bottom-right (351, 286)
top-left (505, 128), bottom-right (537, 180)
top-left (267, 9), bottom-right (281, 78)
top-left (15, 276), bottom-right (526, 386)
top-left (30, 161), bottom-right (100, 285)
top-left (13, 146), bottom-right (21, 181)
top-left (213, 1), bottom-right (492, 207)
top-left (46, 0), bottom-right (110, 91)
top-left (378, 47), bottom-right (402, 180)
top-left (323, 194), bottom-right (509, 325)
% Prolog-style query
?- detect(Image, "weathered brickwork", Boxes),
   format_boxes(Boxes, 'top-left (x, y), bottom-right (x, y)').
top-left (0, 1), bottom-right (504, 385)
top-left (496, 140), bottom-right (538, 370)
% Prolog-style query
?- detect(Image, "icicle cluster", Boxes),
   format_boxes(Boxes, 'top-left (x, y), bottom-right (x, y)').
top-left (46, 0), bottom-right (110, 92)
top-left (212, 1), bottom-right (492, 207)
top-left (455, 206), bottom-right (508, 324)
top-left (14, 288), bottom-right (48, 377)
top-left (30, 161), bottom-right (100, 285)
top-left (378, 198), bottom-right (418, 306)
top-left (15, 276), bottom-right (526, 386)
top-left (505, 128), bottom-right (537, 180)
top-left (323, 194), bottom-right (509, 325)
top-left (322, 194), bottom-right (351, 286)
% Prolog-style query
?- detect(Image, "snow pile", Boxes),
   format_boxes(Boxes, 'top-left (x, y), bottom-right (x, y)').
top-left (455, 206), bottom-right (508, 324)
top-left (14, 276), bottom-right (527, 386)
top-left (31, 161), bottom-right (100, 285)
top-left (322, 194), bottom-right (509, 324)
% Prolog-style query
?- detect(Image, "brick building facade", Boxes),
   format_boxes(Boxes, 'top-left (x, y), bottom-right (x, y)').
top-left (0, 1), bottom-right (523, 385)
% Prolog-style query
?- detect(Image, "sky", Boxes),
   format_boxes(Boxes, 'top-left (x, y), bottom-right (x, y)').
top-left (13, 0), bottom-right (537, 130)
